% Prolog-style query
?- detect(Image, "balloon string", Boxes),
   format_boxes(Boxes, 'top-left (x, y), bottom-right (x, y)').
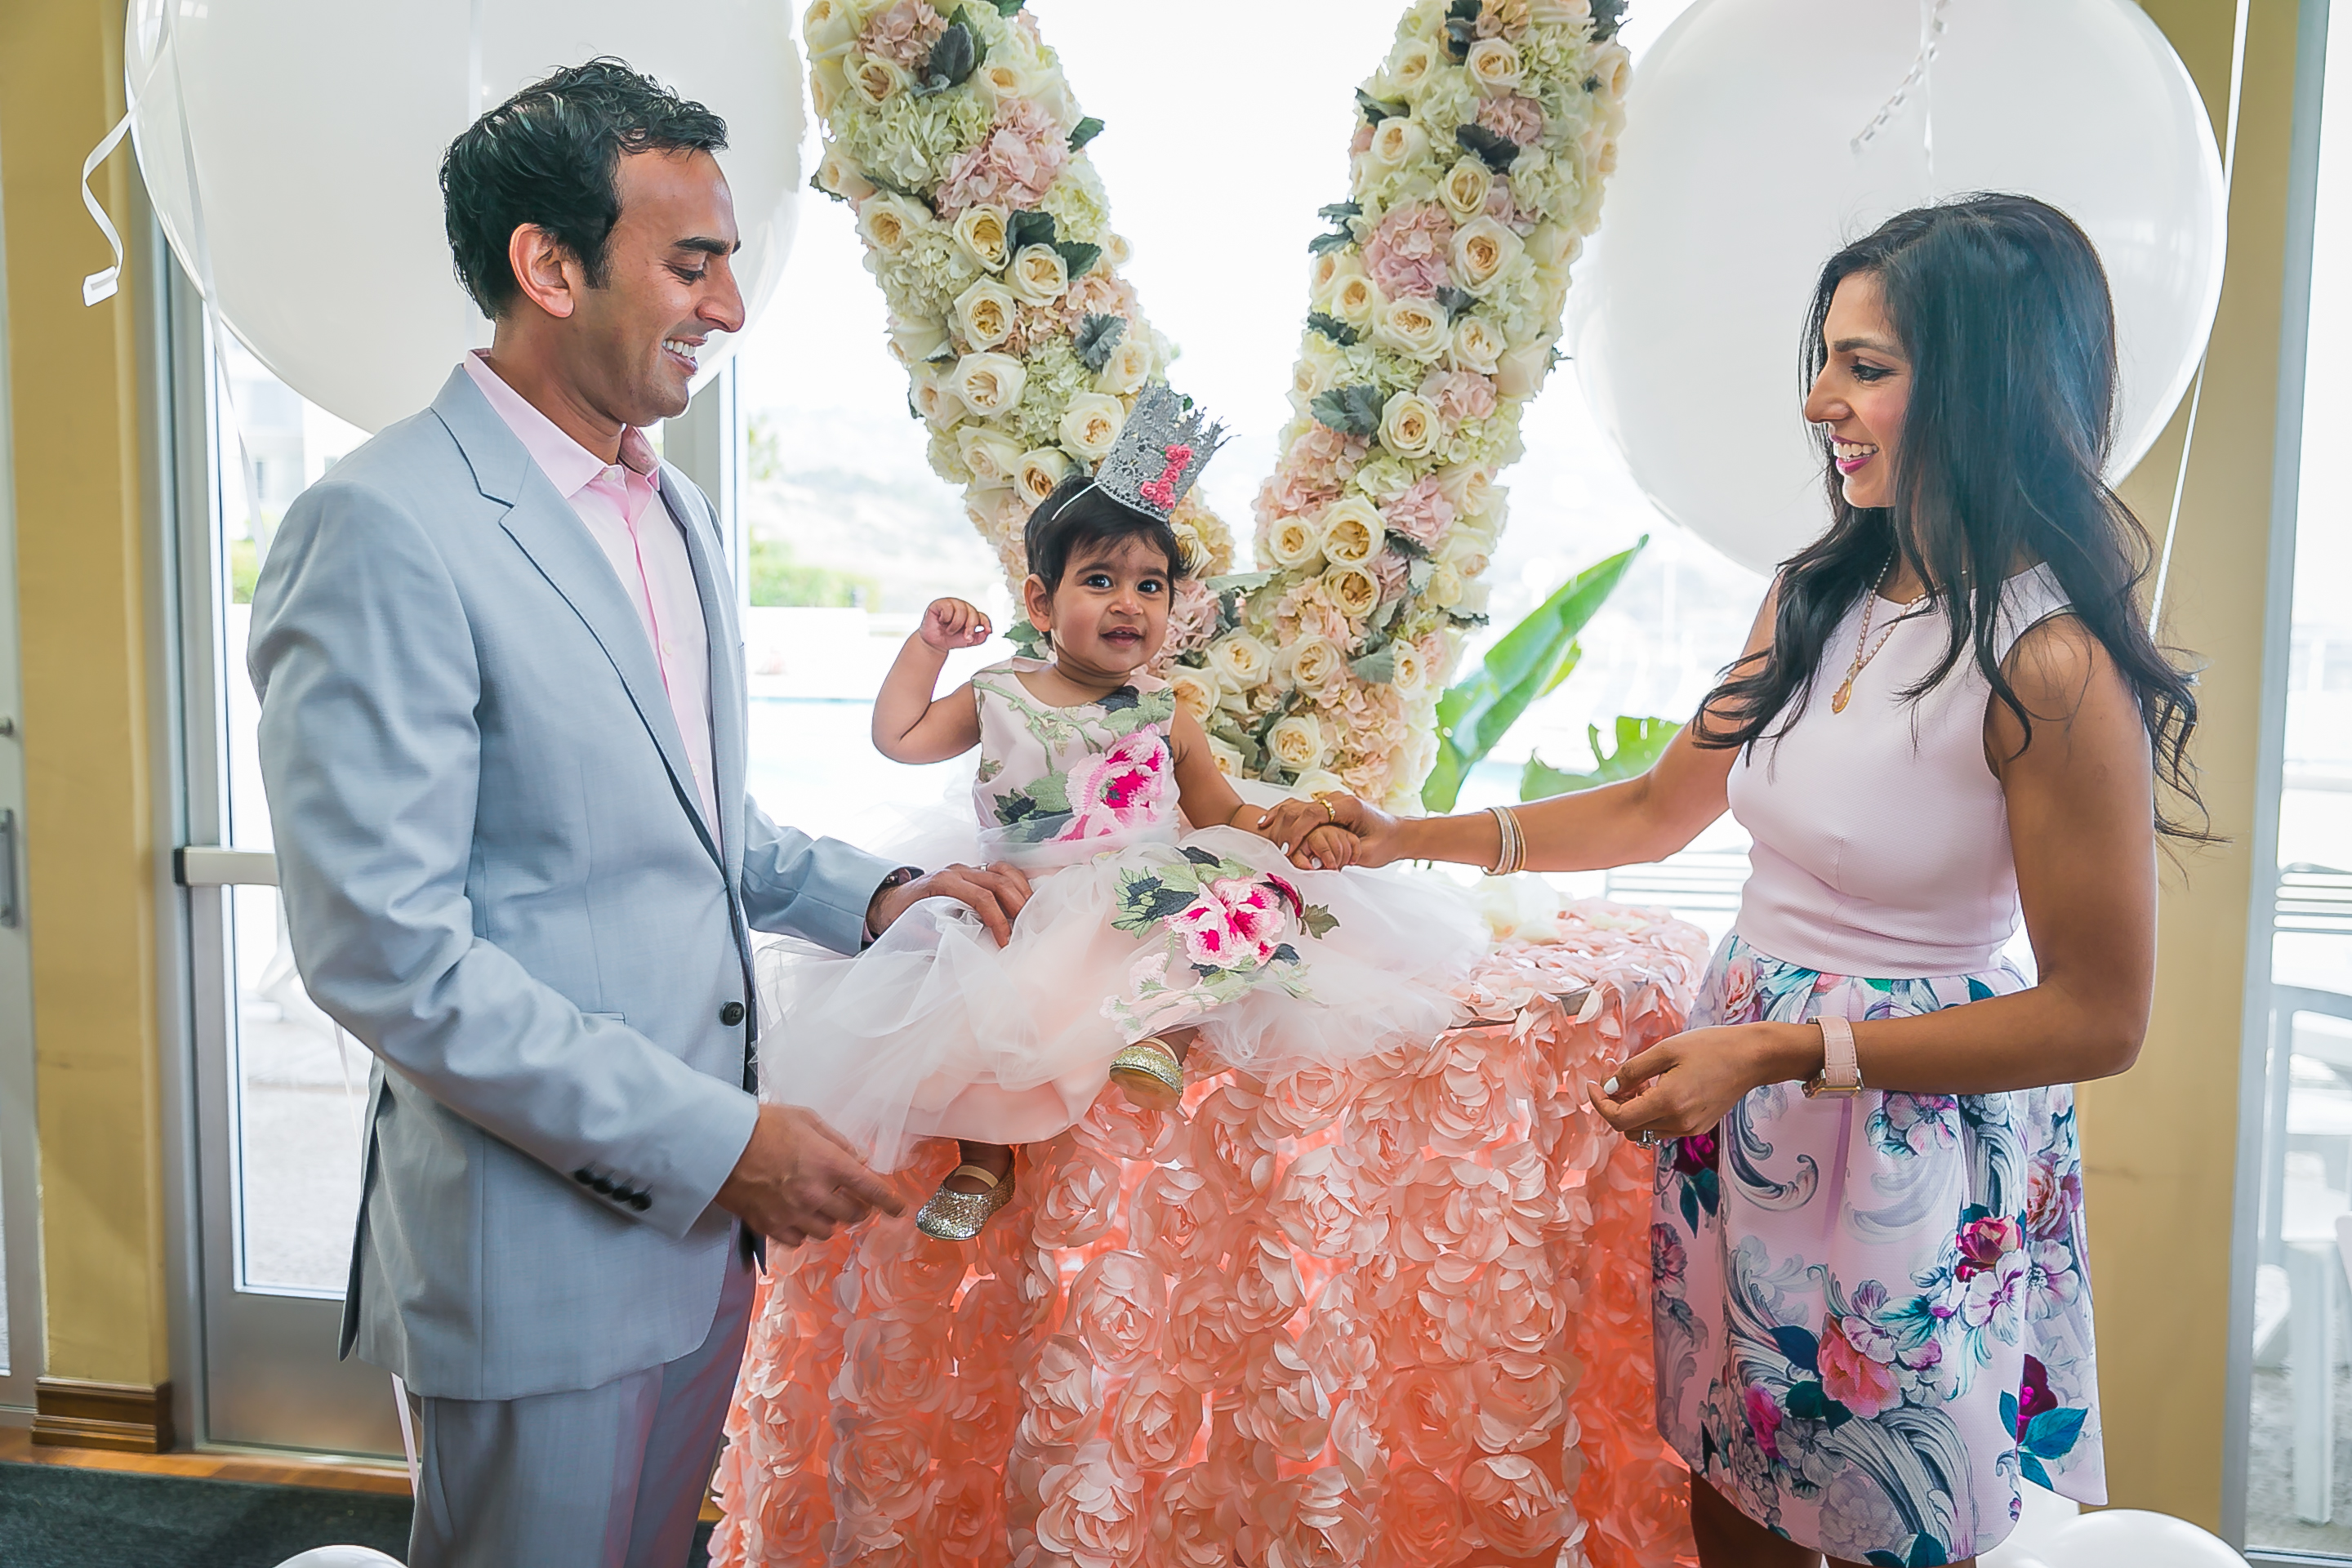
top-left (2149, 0), bottom-right (2250, 627)
top-left (1850, 0), bottom-right (1951, 155)
top-left (78, 113), bottom-right (135, 306)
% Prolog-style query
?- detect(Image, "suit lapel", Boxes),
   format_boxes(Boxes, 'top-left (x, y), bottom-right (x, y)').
top-left (430, 369), bottom-right (722, 870)
top-left (659, 471), bottom-right (745, 872)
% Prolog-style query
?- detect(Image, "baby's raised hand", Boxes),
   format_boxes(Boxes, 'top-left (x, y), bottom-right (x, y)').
top-left (1295, 825), bottom-right (1359, 871)
top-left (920, 597), bottom-right (993, 652)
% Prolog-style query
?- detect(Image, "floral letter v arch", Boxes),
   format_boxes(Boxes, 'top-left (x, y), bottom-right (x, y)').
top-left (805, 0), bottom-right (1631, 808)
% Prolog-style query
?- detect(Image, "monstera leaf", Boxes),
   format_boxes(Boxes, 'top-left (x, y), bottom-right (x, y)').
top-left (1522, 715), bottom-right (1683, 799)
top-left (1422, 539), bottom-right (1646, 813)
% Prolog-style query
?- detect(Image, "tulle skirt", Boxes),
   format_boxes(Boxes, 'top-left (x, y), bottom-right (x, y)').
top-left (755, 822), bottom-right (1486, 1169)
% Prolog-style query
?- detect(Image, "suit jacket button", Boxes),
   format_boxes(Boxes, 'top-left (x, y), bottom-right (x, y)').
top-left (591, 1176), bottom-right (616, 1195)
top-left (572, 1168), bottom-right (595, 1186)
top-left (629, 1192), bottom-right (653, 1212)
top-left (720, 1001), bottom-right (746, 1027)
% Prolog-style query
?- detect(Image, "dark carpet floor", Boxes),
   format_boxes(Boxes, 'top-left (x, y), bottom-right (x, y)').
top-left (0, 1463), bottom-right (718, 1567)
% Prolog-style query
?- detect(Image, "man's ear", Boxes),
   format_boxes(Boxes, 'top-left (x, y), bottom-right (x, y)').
top-left (507, 224), bottom-right (582, 319)
top-left (1021, 574), bottom-right (1052, 639)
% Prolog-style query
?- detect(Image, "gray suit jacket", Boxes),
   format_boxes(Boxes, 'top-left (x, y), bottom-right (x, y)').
top-left (250, 367), bottom-right (895, 1401)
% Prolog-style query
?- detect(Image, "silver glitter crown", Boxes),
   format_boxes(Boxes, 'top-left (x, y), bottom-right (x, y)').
top-left (1092, 384), bottom-right (1227, 521)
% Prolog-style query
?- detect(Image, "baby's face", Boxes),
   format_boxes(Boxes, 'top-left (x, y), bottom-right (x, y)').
top-left (1038, 537), bottom-right (1173, 680)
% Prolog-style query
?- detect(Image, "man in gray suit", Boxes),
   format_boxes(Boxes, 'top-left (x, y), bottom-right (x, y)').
top-left (249, 60), bottom-right (1028, 1567)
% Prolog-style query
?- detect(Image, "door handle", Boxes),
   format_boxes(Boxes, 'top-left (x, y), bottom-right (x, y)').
top-left (0, 809), bottom-right (18, 929)
top-left (174, 845), bottom-right (279, 887)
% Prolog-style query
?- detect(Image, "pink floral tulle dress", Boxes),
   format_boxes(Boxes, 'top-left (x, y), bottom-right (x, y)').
top-left (1657, 567), bottom-right (2105, 1563)
top-left (756, 658), bottom-right (1485, 1169)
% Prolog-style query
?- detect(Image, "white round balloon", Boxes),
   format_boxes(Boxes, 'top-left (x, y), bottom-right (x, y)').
top-left (122, 0), bottom-right (803, 434)
top-left (2042, 1508), bottom-right (2247, 1567)
top-left (1569, 0), bottom-right (2225, 574)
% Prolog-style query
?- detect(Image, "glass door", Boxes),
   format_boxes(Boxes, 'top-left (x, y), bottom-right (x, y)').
top-left (171, 266), bottom-right (400, 1455)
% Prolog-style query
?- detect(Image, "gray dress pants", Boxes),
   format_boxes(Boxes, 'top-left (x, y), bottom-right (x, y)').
top-left (406, 1248), bottom-right (756, 1568)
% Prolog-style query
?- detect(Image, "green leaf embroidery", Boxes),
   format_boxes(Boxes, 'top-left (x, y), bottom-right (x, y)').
top-left (1300, 905), bottom-right (1339, 941)
top-left (1025, 770), bottom-right (1071, 814)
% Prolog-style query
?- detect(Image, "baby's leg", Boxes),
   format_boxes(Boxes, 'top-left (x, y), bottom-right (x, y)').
top-left (915, 1141), bottom-right (1018, 1241)
top-left (944, 1141), bottom-right (1015, 1192)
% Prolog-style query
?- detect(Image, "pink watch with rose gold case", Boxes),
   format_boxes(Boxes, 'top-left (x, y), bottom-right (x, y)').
top-left (1802, 1013), bottom-right (1864, 1099)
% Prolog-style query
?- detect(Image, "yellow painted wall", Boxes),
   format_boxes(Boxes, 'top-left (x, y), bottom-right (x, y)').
top-left (2083, 0), bottom-right (2301, 1531)
top-left (0, 0), bottom-right (170, 1387)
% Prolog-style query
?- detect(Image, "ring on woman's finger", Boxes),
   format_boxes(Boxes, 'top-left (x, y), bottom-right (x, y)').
top-left (1633, 1129), bottom-right (1661, 1149)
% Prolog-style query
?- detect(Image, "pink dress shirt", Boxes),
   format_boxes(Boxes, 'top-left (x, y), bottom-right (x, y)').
top-left (461, 352), bottom-right (719, 831)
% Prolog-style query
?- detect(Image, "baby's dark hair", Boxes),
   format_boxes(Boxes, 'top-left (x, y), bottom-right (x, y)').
top-left (1022, 474), bottom-right (1187, 595)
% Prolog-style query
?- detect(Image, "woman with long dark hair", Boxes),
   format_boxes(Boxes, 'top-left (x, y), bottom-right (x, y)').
top-left (1276, 194), bottom-right (2201, 1565)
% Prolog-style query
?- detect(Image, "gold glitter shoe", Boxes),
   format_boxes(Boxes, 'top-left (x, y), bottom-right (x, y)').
top-left (1109, 1037), bottom-right (1185, 1113)
top-left (914, 1163), bottom-right (1013, 1241)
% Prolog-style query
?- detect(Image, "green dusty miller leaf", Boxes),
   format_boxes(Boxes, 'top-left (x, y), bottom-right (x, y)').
top-left (990, 0), bottom-right (1026, 13)
top-left (1308, 230), bottom-right (1356, 258)
top-left (1306, 313), bottom-right (1361, 347)
top-left (1308, 200), bottom-right (1361, 257)
top-left (912, 17), bottom-right (981, 96)
top-left (1387, 532), bottom-right (1430, 561)
top-left (1590, 0), bottom-right (1628, 42)
top-left (1318, 201), bottom-right (1363, 222)
top-left (1207, 570), bottom-right (1276, 595)
top-left (1054, 240), bottom-right (1103, 278)
top-left (1068, 116), bottom-right (1105, 149)
top-left (1312, 385), bottom-right (1384, 438)
top-left (1356, 88), bottom-right (1410, 124)
top-left (1350, 647), bottom-right (1397, 684)
top-left (1073, 313), bottom-right (1127, 372)
top-left (1009, 210), bottom-right (1058, 252)
top-left (1436, 285), bottom-right (1477, 323)
top-left (1456, 123), bottom-right (1521, 175)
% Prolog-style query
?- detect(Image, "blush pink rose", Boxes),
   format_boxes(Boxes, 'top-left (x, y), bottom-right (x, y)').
top-left (1192, 1082), bottom-right (1277, 1196)
top-left (1108, 1366), bottom-right (1202, 1472)
top-left (1151, 1464), bottom-right (1234, 1568)
top-left (1388, 1363), bottom-right (1477, 1469)
top-left (1068, 1250), bottom-right (1166, 1371)
top-left (1470, 1350), bottom-right (1569, 1454)
top-left (1031, 1144), bottom-right (1122, 1250)
top-left (1816, 1317), bottom-right (1903, 1418)
top-left (1374, 1466), bottom-right (1467, 1568)
top-left (830, 1416), bottom-right (933, 1529)
top-left (929, 1459), bottom-right (1005, 1564)
top-left (1016, 1334), bottom-right (1101, 1450)
top-left (935, 98), bottom-right (1071, 217)
top-left (1258, 1061), bottom-right (1356, 1141)
top-left (1231, 1229), bottom-right (1307, 1333)
top-left (1236, 1339), bottom-right (1334, 1461)
top-left (1461, 1453), bottom-right (1575, 1557)
top-left (1362, 203), bottom-right (1457, 300)
top-left (1165, 1273), bottom-right (1257, 1386)
top-left (837, 1303), bottom-right (950, 1416)
top-left (1127, 1164), bottom-right (1229, 1270)
top-left (1270, 1144), bottom-right (1378, 1259)
top-left (1032, 1443), bottom-right (1146, 1568)
top-left (1244, 1468), bottom-right (1372, 1568)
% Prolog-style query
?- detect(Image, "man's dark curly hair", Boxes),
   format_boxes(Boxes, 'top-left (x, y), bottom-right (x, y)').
top-left (440, 59), bottom-right (728, 318)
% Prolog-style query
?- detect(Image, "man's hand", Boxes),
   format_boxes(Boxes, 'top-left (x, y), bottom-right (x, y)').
top-left (868, 862), bottom-right (1035, 947)
top-left (920, 597), bottom-right (993, 652)
top-left (715, 1103), bottom-right (904, 1249)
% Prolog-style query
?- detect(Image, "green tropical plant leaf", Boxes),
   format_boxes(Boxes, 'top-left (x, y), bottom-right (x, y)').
top-left (1521, 715), bottom-right (1683, 799)
top-left (1421, 537), bottom-right (1646, 813)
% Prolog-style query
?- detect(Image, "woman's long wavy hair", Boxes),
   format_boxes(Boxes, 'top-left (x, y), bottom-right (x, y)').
top-left (1693, 193), bottom-right (2207, 840)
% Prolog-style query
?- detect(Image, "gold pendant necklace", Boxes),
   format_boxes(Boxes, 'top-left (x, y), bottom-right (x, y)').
top-left (1832, 568), bottom-right (1928, 715)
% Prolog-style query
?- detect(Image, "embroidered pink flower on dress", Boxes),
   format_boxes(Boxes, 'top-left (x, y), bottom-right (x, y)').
top-left (857, 0), bottom-right (947, 69)
top-left (934, 98), bottom-right (1071, 217)
top-left (1166, 875), bottom-right (1289, 969)
top-left (1062, 729), bottom-right (1171, 840)
top-left (1361, 203), bottom-right (1458, 300)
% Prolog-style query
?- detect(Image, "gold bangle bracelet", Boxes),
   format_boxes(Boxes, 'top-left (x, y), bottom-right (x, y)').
top-left (1486, 804), bottom-right (1525, 877)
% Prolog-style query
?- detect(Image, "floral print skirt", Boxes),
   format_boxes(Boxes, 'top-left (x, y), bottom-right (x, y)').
top-left (1651, 935), bottom-right (2105, 1562)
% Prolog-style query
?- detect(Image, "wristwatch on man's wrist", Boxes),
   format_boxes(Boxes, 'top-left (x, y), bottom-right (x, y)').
top-left (1802, 1014), bottom-right (1864, 1099)
top-left (862, 866), bottom-right (924, 947)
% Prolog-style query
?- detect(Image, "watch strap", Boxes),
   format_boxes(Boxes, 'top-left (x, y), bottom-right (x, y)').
top-left (1805, 1013), bottom-right (1863, 1098)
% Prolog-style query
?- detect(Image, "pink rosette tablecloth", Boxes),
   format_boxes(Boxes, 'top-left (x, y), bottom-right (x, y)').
top-left (711, 902), bottom-right (1710, 1568)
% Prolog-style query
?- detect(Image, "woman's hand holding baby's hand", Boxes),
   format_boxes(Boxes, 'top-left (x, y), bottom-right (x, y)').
top-left (920, 597), bottom-right (992, 652)
top-left (1254, 792), bottom-right (1407, 869)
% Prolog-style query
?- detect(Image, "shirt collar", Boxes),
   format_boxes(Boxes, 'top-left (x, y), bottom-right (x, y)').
top-left (462, 351), bottom-right (660, 500)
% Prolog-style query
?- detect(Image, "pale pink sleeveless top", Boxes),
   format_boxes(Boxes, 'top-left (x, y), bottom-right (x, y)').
top-left (1724, 564), bottom-right (2073, 978)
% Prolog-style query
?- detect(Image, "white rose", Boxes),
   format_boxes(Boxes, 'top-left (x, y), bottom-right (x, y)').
top-left (1206, 632), bottom-right (1275, 689)
top-left (1449, 314), bottom-right (1506, 376)
top-left (1391, 643), bottom-right (1427, 692)
top-left (1497, 341), bottom-right (1553, 399)
top-left (889, 314), bottom-right (951, 365)
top-left (1527, 222), bottom-right (1580, 271)
top-left (1169, 667), bottom-right (1223, 726)
top-left (1009, 243), bottom-right (1071, 306)
top-left (1592, 41), bottom-right (1633, 100)
top-left (1459, 576), bottom-right (1494, 616)
top-left (1309, 248), bottom-right (1354, 303)
top-left (1364, 117), bottom-right (1429, 176)
top-left (957, 427), bottom-right (1026, 489)
top-left (817, 149), bottom-right (875, 203)
top-left (1424, 563), bottom-right (1466, 609)
top-left (1098, 336), bottom-right (1153, 395)
top-left (808, 56), bottom-right (847, 119)
top-left (1317, 497), bottom-right (1385, 566)
top-left (1172, 520), bottom-right (1214, 576)
top-left (973, 56), bottom-right (1046, 108)
top-left (1017, 447), bottom-right (1071, 506)
top-left (1292, 768), bottom-right (1348, 800)
top-left (1452, 216), bottom-right (1526, 296)
top-left (1374, 296), bottom-right (1452, 363)
top-left (1386, 38), bottom-right (1440, 96)
top-left (1380, 390), bottom-right (1441, 459)
top-left (1285, 636), bottom-right (1348, 697)
top-left (1265, 514), bottom-right (1324, 571)
top-left (953, 278), bottom-right (1017, 352)
top-left (858, 193), bottom-right (933, 256)
top-left (1206, 735), bottom-right (1245, 779)
top-left (952, 203), bottom-right (1012, 272)
top-left (850, 55), bottom-right (909, 108)
top-left (1440, 532), bottom-right (1490, 577)
top-left (1330, 272), bottom-right (1382, 331)
top-left (1325, 565), bottom-right (1383, 621)
top-left (1466, 38), bottom-right (1525, 95)
top-left (1105, 232), bottom-right (1134, 268)
top-left (1436, 462), bottom-right (1494, 514)
top-left (1059, 393), bottom-right (1128, 461)
top-left (1529, 0), bottom-right (1593, 24)
top-left (912, 365), bottom-right (963, 430)
top-left (1293, 335), bottom-right (1348, 402)
top-left (952, 353), bottom-right (1028, 416)
top-left (1438, 158), bottom-right (1494, 221)
top-left (1267, 714), bottom-right (1329, 773)
top-left (804, 0), bottom-right (858, 57)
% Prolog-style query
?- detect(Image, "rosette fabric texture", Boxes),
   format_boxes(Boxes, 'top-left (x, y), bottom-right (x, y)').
top-left (714, 905), bottom-right (1711, 1567)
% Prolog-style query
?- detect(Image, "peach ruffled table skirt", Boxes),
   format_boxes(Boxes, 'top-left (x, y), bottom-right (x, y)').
top-left (710, 902), bottom-right (1710, 1568)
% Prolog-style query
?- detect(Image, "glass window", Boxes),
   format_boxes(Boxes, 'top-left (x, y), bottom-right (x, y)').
top-left (2244, 3), bottom-right (2352, 1551)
